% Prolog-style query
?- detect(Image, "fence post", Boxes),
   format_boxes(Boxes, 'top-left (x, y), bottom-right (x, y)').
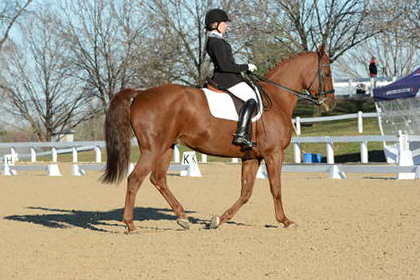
top-left (10, 147), bottom-right (17, 161)
top-left (201, 154), bottom-right (208, 163)
top-left (31, 147), bottom-right (37, 163)
top-left (370, 77), bottom-right (376, 96)
top-left (95, 146), bottom-right (101, 163)
top-left (47, 164), bottom-right (61, 176)
top-left (180, 151), bottom-right (202, 177)
top-left (2, 154), bottom-right (15, 176)
top-left (295, 117), bottom-right (301, 136)
top-left (329, 165), bottom-right (346, 179)
top-left (360, 141), bottom-right (368, 163)
top-left (72, 147), bottom-right (78, 163)
top-left (293, 143), bottom-right (301, 163)
top-left (348, 79), bottom-right (353, 97)
top-left (357, 111), bottom-right (363, 134)
top-left (173, 145), bottom-right (180, 163)
top-left (397, 131), bottom-right (414, 180)
top-left (326, 141), bottom-right (334, 164)
top-left (51, 147), bottom-right (58, 163)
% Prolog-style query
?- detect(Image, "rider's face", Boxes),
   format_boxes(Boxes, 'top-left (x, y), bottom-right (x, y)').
top-left (218, 21), bottom-right (228, 34)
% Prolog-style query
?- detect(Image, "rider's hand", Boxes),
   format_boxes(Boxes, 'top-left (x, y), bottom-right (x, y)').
top-left (248, 64), bottom-right (257, 72)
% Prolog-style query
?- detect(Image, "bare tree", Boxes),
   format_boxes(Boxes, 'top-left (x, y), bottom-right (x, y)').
top-left (335, 32), bottom-right (419, 79)
top-left (139, 0), bottom-right (258, 87)
top-left (334, 0), bottom-right (419, 79)
top-left (140, 0), bottom-right (213, 86)
top-left (0, 0), bottom-right (33, 52)
top-left (267, 0), bottom-right (403, 62)
top-left (228, 0), bottom-right (294, 73)
top-left (400, 0), bottom-right (420, 48)
top-left (1, 10), bottom-right (98, 141)
top-left (58, 0), bottom-right (147, 112)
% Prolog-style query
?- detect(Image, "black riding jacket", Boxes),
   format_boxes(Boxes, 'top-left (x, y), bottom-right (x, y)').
top-left (206, 34), bottom-right (248, 88)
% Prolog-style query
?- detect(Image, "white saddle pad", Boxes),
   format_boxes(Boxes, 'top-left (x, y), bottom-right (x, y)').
top-left (202, 88), bottom-right (263, 122)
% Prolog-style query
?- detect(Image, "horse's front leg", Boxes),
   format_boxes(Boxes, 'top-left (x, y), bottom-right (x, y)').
top-left (265, 152), bottom-right (293, 228)
top-left (208, 158), bottom-right (260, 229)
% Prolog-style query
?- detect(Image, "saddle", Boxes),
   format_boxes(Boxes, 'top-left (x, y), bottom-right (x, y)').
top-left (203, 78), bottom-right (227, 93)
top-left (202, 78), bottom-right (263, 122)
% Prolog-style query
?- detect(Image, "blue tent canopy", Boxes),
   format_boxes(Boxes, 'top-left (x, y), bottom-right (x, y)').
top-left (373, 67), bottom-right (420, 101)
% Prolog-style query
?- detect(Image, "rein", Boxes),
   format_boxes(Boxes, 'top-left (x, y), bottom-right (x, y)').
top-left (249, 73), bottom-right (321, 104)
top-left (248, 61), bottom-right (335, 106)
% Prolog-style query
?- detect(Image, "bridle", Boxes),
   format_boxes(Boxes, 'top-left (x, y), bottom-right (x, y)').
top-left (306, 55), bottom-right (335, 104)
top-left (249, 54), bottom-right (335, 106)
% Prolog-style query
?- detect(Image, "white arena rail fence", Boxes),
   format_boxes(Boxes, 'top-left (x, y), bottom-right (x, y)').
top-left (293, 111), bottom-right (378, 136)
top-left (1, 133), bottom-right (419, 180)
top-left (0, 111), bottom-right (385, 170)
top-left (284, 133), bottom-right (420, 180)
top-left (252, 133), bottom-right (420, 180)
top-left (0, 141), bottom-right (105, 163)
top-left (199, 111), bottom-right (377, 164)
top-left (291, 134), bottom-right (420, 164)
top-left (256, 164), bottom-right (420, 180)
top-left (0, 141), bottom-right (200, 177)
top-left (291, 135), bottom-right (392, 164)
top-left (0, 141), bottom-right (105, 176)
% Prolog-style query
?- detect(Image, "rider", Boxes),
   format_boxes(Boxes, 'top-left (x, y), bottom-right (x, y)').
top-left (205, 8), bottom-right (258, 149)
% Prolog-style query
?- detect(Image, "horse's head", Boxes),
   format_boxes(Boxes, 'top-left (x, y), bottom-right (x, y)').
top-left (302, 47), bottom-right (336, 111)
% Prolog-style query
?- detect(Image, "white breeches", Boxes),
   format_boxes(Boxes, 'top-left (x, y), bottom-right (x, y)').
top-left (228, 82), bottom-right (257, 102)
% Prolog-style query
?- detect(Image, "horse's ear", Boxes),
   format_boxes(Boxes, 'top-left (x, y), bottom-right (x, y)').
top-left (317, 45), bottom-right (325, 57)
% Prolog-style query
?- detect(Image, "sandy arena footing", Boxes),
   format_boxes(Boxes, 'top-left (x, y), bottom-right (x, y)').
top-left (1, 163), bottom-right (419, 280)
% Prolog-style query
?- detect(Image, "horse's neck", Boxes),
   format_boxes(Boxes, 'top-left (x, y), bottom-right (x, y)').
top-left (263, 56), bottom-right (309, 117)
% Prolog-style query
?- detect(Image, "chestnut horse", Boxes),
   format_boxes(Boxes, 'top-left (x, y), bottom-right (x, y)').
top-left (102, 49), bottom-right (335, 233)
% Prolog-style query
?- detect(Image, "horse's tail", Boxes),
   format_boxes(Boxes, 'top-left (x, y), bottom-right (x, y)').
top-left (102, 88), bottom-right (142, 184)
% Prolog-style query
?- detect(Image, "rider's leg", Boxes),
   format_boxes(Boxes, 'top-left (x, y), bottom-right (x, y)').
top-left (228, 82), bottom-right (257, 148)
top-left (228, 81), bottom-right (257, 101)
top-left (233, 99), bottom-right (257, 148)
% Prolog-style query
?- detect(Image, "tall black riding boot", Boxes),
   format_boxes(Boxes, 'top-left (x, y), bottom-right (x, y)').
top-left (233, 99), bottom-right (257, 148)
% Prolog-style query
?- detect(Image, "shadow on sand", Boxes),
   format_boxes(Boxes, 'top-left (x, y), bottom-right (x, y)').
top-left (4, 206), bottom-right (208, 233)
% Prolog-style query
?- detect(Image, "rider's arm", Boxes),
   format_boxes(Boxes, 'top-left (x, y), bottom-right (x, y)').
top-left (210, 39), bottom-right (248, 74)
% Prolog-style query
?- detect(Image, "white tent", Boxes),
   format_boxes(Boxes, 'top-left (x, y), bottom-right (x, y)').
top-left (373, 67), bottom-right (420, 164)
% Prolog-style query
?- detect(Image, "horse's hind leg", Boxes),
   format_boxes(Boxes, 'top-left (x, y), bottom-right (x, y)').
top-left (123, 151), bottom-right (157, 233)
top-left (150, 148), bottom-right (189, 229)
top-left (209, 158), bottom-right (260, 229)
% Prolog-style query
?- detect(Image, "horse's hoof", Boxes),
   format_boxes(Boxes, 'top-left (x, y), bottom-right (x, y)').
top-left (177, 218), bottom-right (190, 230)
top-left (282, 219), bottom-right (295, 228)
top-left (208, 216), bottom-right (220, 229)
top-left (123, 220), bottom-right (137, 234)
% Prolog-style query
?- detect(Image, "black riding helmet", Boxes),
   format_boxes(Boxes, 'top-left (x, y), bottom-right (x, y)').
top-left (205, 9), bottom-right (231, 31)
